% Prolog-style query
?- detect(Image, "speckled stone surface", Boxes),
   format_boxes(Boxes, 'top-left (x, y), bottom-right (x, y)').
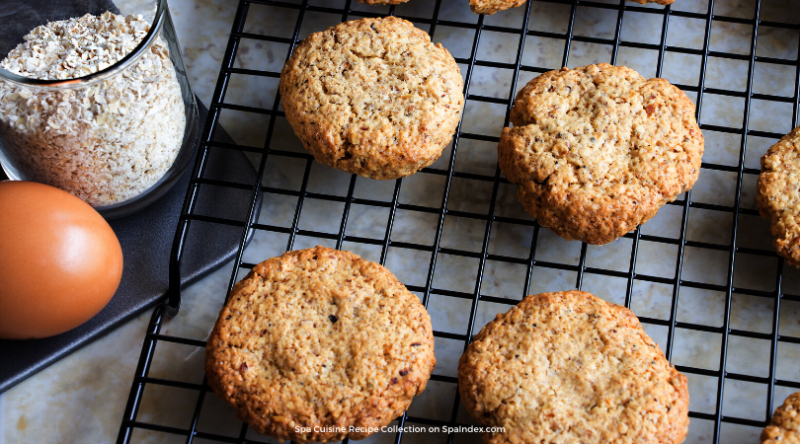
top-left (3, 0), bottom-right (800, 443)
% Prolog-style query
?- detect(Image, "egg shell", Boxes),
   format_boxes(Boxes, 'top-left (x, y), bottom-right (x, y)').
top-left (0, 181), bottom-right (124, 339)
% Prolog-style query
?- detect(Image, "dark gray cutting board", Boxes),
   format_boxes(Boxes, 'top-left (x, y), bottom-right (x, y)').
top-left (0, 102), bottom-right (258, 393)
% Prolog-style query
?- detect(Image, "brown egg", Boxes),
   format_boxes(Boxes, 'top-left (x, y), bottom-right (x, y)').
top-left (0, 181), bottom-right (124, 339)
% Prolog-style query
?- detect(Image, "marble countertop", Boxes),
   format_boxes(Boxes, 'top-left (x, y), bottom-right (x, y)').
top-left (2, 0), bottom-right (800, 443)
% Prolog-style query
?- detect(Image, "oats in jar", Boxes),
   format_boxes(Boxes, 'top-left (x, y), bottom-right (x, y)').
top-left (0, 12), bottom-right (186, 206)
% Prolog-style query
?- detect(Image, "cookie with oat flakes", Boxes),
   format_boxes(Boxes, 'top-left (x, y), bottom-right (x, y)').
top-left (498, 63), bottom-right (703, 245)
top-left (762, 392), bottom-right (800, 444)
top-left (280, 17), bottom-right (463, 180)
top-left (470, 0), bottom-right (672, 15)
top-left (205, 246), bottom-right (435, 443)
top-left (470, 0), bottom-right (527, 15)
top-left (458, 290), bottom-right (690, 444)
top-left (757, 126), bottom-right (800, 267)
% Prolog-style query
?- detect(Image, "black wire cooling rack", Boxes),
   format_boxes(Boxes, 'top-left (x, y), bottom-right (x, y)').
top-left (117, 0), bottom-right (800, 443)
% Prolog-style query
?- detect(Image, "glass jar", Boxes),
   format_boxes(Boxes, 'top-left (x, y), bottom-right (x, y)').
top-left (0, 0), bottom-right (199, 219)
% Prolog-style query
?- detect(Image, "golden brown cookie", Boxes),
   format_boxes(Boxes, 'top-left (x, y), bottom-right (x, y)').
top-left (470, 0), bottom-right (527, 15)
top-left (280, 17), bottom-right (464, 180)
top-left (458, 290), bottom-right (690, 444)
top-left (205, 246), bottom-right (436, 443)
top-left (757, 126), bottom-right (800, 267)
top-left (762, 392), bottom-right (800, 444)
top-left (469, 0), bottom-right (671, 15)
top-left (498, 64), bottom-right (703, 245)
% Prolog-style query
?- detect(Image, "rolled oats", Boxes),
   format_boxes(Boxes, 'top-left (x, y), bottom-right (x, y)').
top-left (0, 12), bottom-right (186, 206)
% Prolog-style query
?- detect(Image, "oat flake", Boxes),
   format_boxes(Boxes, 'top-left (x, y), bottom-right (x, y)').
top-left (0, 12), bottom-right (186, 206)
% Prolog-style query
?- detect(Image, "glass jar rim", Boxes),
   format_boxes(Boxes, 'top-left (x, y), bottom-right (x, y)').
top-left (0, 0), bottom-right (167, 90)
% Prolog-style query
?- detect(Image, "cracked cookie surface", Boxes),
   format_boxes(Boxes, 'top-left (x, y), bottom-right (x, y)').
top-left (470, 0), bottom-right (527, 15)
top-left (469, 0), bottom-right (671, 15)
top-left (762, 392), bottom-right (800, 444)
top-left (498, 64), bottom-right (703, 245)
top-left (205, 246), bottom-right (436, 443)
top-left (458, 290), bottom-right (690, 444)
top-left (757, 126), bottom-right (800, 267)
top-left (280, 17), bottom-right (463, 180)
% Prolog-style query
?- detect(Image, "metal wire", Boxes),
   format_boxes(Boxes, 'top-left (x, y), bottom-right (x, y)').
top-left (118, 0), bottom-right (800, 443)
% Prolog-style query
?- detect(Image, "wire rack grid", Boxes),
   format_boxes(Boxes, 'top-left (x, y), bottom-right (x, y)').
top-left (117, 0), bottom-right (800, 443)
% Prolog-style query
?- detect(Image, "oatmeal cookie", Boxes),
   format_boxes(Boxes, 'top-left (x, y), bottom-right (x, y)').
top-left (498, 64), bottom-right (703, 245)
top-left (757, 126), bottom-right (800, 267)
top-left (469, 0), bottom-right (671, 15)
top-left (280, 17), bottom-right (464, 180)
top-left (205, 246), bottom-right (436, 443)
top-left (458, 290), bottom-right (689, 444)
top-left (470, 0), bottom-right (527, 15)
top-left (762, 392), bottom-right (800, 444)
